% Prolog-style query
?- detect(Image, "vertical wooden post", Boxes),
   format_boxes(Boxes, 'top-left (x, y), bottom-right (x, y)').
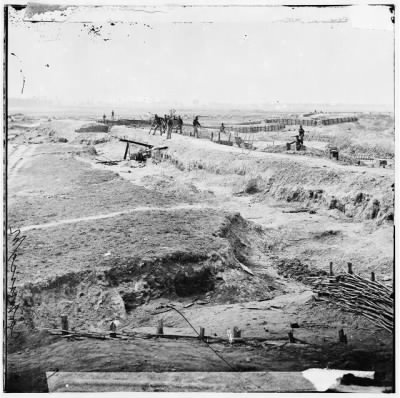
top-left (371, 272), bottom-right (375, 282)
top-left (211, 132), bottom-right (213, 141)
top-left (233, 326), bottom-right (241, 339)
top-left (199, 327), bottom-right (205, 341)
top-left (61, 315), bottom-right (69, 335)
top-left (110, 321), bottom-right (117, 338)
top-left (347, 262), bottom-right (353, 274)
top-left (288, 331), bottom-right (295, 343)
top-left (218, 132), bottom-right (221, 144)
top-left (329, 262), bottom-right (334, 276)
top-left (339, 329), bottom-right (347, 343)
top-left (157, 319), bottom-right (164, 335)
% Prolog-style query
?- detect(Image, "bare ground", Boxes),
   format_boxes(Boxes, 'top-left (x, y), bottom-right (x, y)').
top-left (6, 115), bottom-right (394, 392)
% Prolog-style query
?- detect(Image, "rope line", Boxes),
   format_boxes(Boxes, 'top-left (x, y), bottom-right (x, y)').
top-left (166, 305), bottom-right (236, 371)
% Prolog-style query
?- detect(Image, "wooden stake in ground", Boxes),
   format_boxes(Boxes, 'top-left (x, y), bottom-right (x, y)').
top-left (199, 327), bottom-right (205, 341)
top-left (61, 315), bottom-right (69, 335)
top-left (233, 327), bottom-right (241, 339)
top-left (347, 262), bottom-right (353, 274)
top-left (157, 320), bottom-right (164, 335)
top-left (338, 329), bottom-right (347, 344)
top-left (110, 320), bottom-right (117, 338)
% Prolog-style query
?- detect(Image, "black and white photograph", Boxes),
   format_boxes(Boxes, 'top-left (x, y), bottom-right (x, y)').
top-left (3, 1), bottom-right (396, 393)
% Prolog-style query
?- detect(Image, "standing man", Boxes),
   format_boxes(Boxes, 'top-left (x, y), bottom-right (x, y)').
top-left (218, 123), bottom-right (225, 143)
top-left (150, 114), bottom-right (163, 135)
top-left (102, 114), bottom-right (106, 124)
top-left (163, 114), bottom-right (169, 135)
top-left (177, 116), bottom-right (183, 134)
top-left (295, 135), bottom-right (302, 151)
top-left (111, 110), bottom-right (115, 120)
top-left (299, 125), bottom-right (304, 144)
top-left (193, 116), bottom-right (201, 138)
top-left (167, 117), bottom-right (173, 139)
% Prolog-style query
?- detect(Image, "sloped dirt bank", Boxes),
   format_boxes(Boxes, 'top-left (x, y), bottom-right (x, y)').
top-left (11, 211), bottom-right (279, 333)
top-left (159, 150), bottom-right (394, 223)
top-left (89, 128), bottom-right (394, 224)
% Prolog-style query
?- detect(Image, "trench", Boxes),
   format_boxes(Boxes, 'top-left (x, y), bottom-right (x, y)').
top-left (158, 150), bottom-right (394, 223)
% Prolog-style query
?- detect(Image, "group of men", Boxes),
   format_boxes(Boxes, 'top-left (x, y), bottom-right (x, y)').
top-left (102, 110), bottom-right (115, 123)
top-left (150, 114), bottom-right (202, 139)
top-left (150, 114), bottom-right (184, 139)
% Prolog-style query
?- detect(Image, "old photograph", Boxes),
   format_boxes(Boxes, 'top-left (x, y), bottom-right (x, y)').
top-left (4, 1), bottom-right (395, 393)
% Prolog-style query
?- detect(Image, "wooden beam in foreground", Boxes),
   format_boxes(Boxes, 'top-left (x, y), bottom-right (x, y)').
top-left (46, 370), bottom-right (379, 393)
top-left (119, 138), bottom-right (154, 148)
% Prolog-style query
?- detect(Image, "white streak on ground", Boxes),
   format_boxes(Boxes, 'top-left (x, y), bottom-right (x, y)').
top-left (19, 204), bottom-right (217, 232)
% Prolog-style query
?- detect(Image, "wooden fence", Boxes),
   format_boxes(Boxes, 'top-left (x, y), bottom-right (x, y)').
top-left (231, 124), bottom-right (285, 134)
top-left (321, 117), bottom-right (358, 125)
top-left (264, 117), bottom-right (358, 126)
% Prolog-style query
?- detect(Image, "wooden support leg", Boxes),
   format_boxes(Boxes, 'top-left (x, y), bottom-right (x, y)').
top-left (123, 142), bottom-right (129, 160)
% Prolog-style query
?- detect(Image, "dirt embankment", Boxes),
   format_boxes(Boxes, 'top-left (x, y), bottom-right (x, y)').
top-left (158, 146), bottom-right (393, 223)
top-left (109, 127), bottom-right (393, 224)
top-left (13, 210), bottom-right (279, 333)
top-left (6, 120), bottom-right (394, 392)
top-left (8, 118), bottom-right (112, 146)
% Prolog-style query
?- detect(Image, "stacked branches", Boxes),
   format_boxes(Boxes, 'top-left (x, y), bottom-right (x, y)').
top-left (312, 273), bottom-right (393, 333)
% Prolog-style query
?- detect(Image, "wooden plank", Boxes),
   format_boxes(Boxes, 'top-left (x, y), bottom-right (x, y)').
top-left (119, 138), bottom-right (154, 148)
top-left (47, 370), bottom-right (381, 393)
top-left (46, 371), bottom-right (316, 392)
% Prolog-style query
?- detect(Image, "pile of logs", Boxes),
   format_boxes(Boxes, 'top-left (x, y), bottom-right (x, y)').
top-left (311, 273), bottom-right (393, 333)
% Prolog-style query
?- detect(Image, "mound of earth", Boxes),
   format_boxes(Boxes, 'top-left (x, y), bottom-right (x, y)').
top-left (12, 210), bottom-right (279, 333)
top-left (75, 123), bottom-right (109, 133)
top-left (139, 174), bottom-right (215, 201)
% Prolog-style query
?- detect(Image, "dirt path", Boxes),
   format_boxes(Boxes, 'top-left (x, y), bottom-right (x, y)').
top-left (19, 203), bottom-right (217, 232)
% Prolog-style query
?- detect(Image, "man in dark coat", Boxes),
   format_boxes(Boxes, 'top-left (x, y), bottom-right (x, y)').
top-left (193, 116), bottom-right (201, 138)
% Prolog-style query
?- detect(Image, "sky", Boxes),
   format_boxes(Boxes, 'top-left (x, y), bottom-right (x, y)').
top-left (8, 3), bottom-right (395, 110)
